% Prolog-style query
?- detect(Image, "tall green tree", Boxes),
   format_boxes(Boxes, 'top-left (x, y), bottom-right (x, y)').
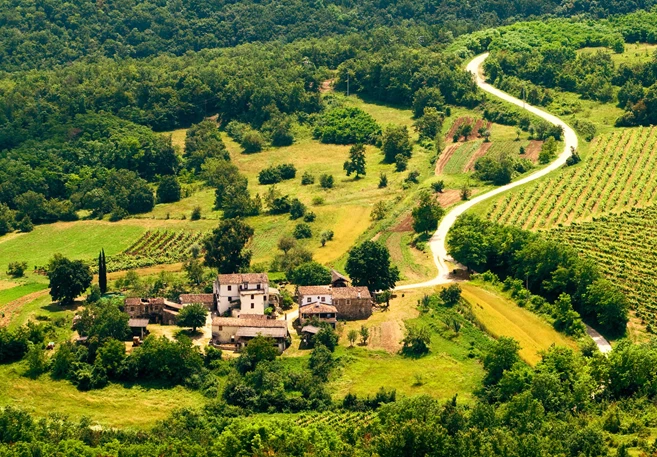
top-left (48, 254), bottom-right (92, 305)
top-left (98, 249), bottom-right (107, 295)
top-left (412, 192), bottom-right (444, 234)
top-left (204, 219), bottom-right (254, 273)
top-left (177, 303), bottom-right (208, 333)
top-left (382, 125), bottom-right (413, 163)
top-left (343, 143), bottom-right (367, 178)
top-left (346, 240), bottom-right (400, 292)
top-left (184, 120), bottom-right (229, 172)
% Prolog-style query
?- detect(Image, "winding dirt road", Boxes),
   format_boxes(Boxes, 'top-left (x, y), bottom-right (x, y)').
top-left (395, 53), bottom-right (612, 354)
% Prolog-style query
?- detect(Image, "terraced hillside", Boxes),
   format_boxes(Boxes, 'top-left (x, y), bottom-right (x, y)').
top-left (549, 206), bottom-right (657, 331)
top-left (487, 127), bottom-right (657, 229)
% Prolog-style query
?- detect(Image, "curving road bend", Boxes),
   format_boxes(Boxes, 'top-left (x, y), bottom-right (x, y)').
top-left (395, 53), bottom-right (611, 353)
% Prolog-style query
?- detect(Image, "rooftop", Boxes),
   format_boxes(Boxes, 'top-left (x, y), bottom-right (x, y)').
top-left (300, 303), bottom-right (338, 314)
top-left (331, 269), bottom-right (349, 284)
top-left (332, 286), bottom-right (371, 300)
top-left (217, 273), bottom-right (269, 285)
top-left (128, 318), bottom-right (149, 328)
top-left (179, 294), bottom-right (214, 304)
top-left (212, 317), bottom-right (287, 328)
top-left (301, 325), bottom-right (320, 334)
top-left (297, 285), bottom-right (332, 296)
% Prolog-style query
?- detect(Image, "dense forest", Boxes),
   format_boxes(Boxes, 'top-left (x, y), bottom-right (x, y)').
top-left (1, 0), bottom-right (656, 72)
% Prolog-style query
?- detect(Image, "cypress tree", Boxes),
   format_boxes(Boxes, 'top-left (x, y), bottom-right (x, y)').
top-left (99, 249), bottom-right (107, 294)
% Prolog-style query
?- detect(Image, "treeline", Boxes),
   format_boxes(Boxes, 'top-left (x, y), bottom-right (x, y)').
top-left (8, 338), bottom-right (657, 455)
top-left (447, 214), bottom-right (628, 336)
top-left (2, 0), bottom-right (656, 72)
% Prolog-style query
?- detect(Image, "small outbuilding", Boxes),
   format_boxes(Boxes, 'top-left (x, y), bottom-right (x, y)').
top-left (128, 318), bottom-right (149, 339)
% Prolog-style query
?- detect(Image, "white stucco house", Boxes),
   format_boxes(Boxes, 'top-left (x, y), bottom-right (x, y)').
top-left (213, 273), bottom-right (279, 317)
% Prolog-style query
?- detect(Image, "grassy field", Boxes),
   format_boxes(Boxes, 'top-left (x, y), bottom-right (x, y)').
top-left (578, 43), bottom-right (657, 66)
top-left (0, 363), bottom-right (204, 428)
top-left (485, 127), bottom-right (657, 230)
top-left (443, 141), bottom-right (483, 174)
top-left (460, 283), bottom-right (577, 365)
top-left (0, 283), bottom-right (47, 306)
top-left (326, 289), bottom-right (486, 401)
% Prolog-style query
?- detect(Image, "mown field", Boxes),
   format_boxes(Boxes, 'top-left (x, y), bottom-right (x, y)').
top-left (549, 206), bottom-right (657, 333)
top-left (485, 127), bottom-right (657, 230)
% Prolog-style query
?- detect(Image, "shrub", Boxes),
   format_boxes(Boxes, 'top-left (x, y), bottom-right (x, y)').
top-left (278, 163), bottom-right (297, 180)
top-left (303, 211), bottom-right (316, 222)
top-left (301, 172), bottom-right (315, 185)
top-left (241, 130), bottom-right (265, 153)
top-left (109, 207), bottom-right (128, 222)
top-left (156, 176), bottom-right (182, 204)
top-left (7, 261), bottom-right (28, 278)
top-left (16, 215), bottom-right (33, 232)
top-left (405, 170), bottom-right (420, 184)
top-left (258, 167), bottom-right (282, 185)
top-left (378, 173), bottom-right (388, 188)
top-left (293, 223), bottom-right (312, 239)
top-left (289, 199), bottom-right (307, 219)
top-left (313, 107), bottom-right (380, 144)
top-left (191, 206), bottom-right (202, 220)
top-left (431, 180), bottom-right (445, 193)
top-left (401, 325), bottom-right (431, 356)
top-left (319, 174), bottom-right (334, 189)
top-left (394, 154), bottom-right (408, 172)
top-left (312, 196), bottom-right (325, 205)
top-left (225, 121), bottom-right (250, 142)
top-left (320, 230), bottom-right (334, 246)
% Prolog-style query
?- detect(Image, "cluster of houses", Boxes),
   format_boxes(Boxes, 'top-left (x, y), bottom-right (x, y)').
top-left (124, 270), bottom-right (373, 353)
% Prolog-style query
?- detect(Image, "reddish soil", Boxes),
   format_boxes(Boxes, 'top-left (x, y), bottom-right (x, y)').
top-left (392, 214), bottom-right (413, 232)
top-left (436, 143), bottom-right (460, 174)
top-left (436, 189), bottom-right (463, 207)
top-left (464, 142), bottom-right (492, 172)
top-left (523, 140), bottom-right (544, 162)
top-left (446, 118), bottom-right (491, 142)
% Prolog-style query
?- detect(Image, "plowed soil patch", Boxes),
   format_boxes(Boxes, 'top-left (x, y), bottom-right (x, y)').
top-left (436, 189), bottom-right (463, 207)
top-left (464, 142), bottom-right (492, 171)
top-left (524, 140), bottom-right (543, 162)
top-left (436, 143), bottom-right (460, 174)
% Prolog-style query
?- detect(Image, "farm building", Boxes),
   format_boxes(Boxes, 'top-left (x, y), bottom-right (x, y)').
top-left (331, 270), bottom-right (350, 287)
top-left (297, 283), bottom-right (372, 321)
top-left (212, 316), bottom-right (288, 352)
top-left (179, 294), bottom-right (215, 310)
top-left (299, 303), bottom-right (338, 328)
top-left (213, 273), bottom-right (279, 316)
top-left (123, 297), bottom-right (191, 325)
top-left (128, 318), bottom-right (149, 339)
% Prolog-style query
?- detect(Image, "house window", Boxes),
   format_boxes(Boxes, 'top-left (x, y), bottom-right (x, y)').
top-left (347, 300), bottom-right (351, 305)
top-left (218, 326), bottom-right (223, 331)
top-left (228, 285), bottom-right (232, 291)
top-left (321, 296), bottom-right (325, 302)
top-left (307, 297), bottom-right (311, 303)
top-left (264, 296), bottom-right (267, 301)
top-left (251, 303), bottom-right (255, 309)
top-left (251, 294), bottom-right (254, 299)
top-left (257, 284), bottom-right (261, 289)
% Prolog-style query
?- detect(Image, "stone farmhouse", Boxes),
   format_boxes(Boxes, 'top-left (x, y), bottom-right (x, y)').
top-left (211, 316), bottom-right (288, 352)
top-left (299, 303), bottom-right (338, 328)
top-left (297, 271), bottom-right (373, 321)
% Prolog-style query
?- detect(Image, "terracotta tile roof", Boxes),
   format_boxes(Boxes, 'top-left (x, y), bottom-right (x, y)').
top-left (128, 318), bottom-right (149, 328)
top-left (212, 317), bottom-right (287, 328)
top-left (179, 294), bottom-right (214, 305)
top-left (300, 303), bottom-right (338, 314)
top-left (235, 327), bottom-right (288, 339)
top-left (217, 273), bottom-right (269, 285)
top-left (332, 286), bottom-right (371, 300)
top-left (297, 285), bottom-right (332, 296)
top-left (124, 297), bottom-right (142, 306)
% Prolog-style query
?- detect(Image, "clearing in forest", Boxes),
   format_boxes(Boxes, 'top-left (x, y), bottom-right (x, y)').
top-left (486, 127), bottom-right (657, 230)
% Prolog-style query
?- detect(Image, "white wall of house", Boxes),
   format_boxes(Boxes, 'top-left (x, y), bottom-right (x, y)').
top-left (239, 292), bottom-right (267, 315)
top-left (213, 280), bottom-right (269, 315)
top-left (300, 294), bottom-right (332, 306)
top-left (212, 324), bottom-right (240, 343)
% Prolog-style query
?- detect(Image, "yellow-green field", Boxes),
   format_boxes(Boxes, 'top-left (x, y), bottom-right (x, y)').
top-left (0, 364), bottom-right (204, 428)
top-left (460, 283), bottom-right (577, 365)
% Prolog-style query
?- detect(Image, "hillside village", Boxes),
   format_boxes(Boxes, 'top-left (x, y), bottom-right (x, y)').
top-left (121, 270), bottom-right (374, 354)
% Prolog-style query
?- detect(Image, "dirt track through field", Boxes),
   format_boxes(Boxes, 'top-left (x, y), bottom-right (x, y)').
top-left (0, 289), bottom-right (50, 327)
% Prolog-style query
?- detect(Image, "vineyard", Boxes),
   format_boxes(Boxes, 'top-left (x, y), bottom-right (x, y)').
top-left (549, 206), bottom-right (657, 332)
top-left (293, 410), bottom-right (377, 428)
top-left (97, 230), bottom-right (206, 273)
top-left (487, 127), bottom-right (657, 230)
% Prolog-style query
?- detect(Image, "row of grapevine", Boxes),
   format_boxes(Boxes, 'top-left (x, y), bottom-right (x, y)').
top-left (549, 206), bottom-right (657, 332)
top-left (294, 410), bottom-right (377, 428)
top-left (90, 230), bottom-right (207, 273)
top-left (486, 127), bottom-right (657, 229)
